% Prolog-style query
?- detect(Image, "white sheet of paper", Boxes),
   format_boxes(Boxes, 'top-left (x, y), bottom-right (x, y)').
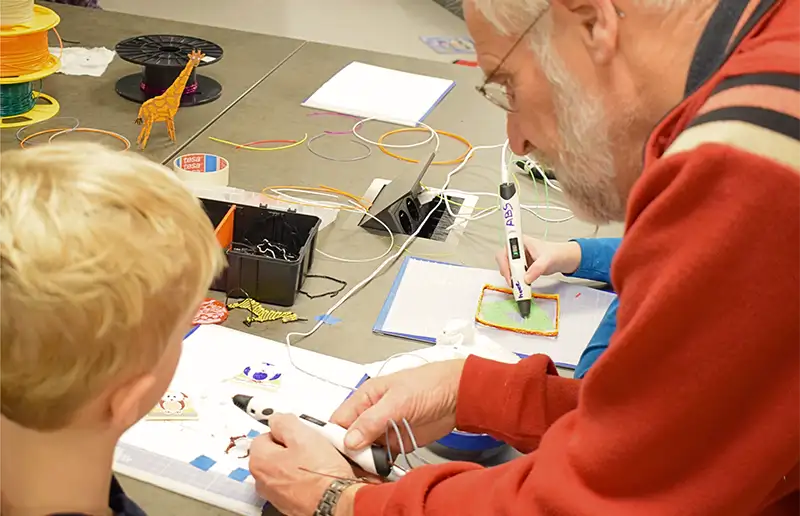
top-left (49, 47), bottom-right (115, 77)
top-left (115, 325), bottom-right (367, 515)
top-left (301, 62), bottom-right (455, 126)
top-left (377, 257), bottom-right (616, 368)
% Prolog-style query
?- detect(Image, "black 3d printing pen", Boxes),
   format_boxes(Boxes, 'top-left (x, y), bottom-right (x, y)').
top-left (233, 394), bottom-right (403, 479)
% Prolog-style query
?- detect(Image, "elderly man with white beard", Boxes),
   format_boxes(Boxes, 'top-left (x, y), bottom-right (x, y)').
top-left (247, 1), bottom-right (800, 515)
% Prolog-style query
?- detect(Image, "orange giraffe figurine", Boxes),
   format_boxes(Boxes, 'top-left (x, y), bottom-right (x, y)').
top-left (135, 49), bottom-right (205, 150)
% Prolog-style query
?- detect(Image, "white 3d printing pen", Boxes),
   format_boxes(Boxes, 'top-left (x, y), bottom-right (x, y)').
top-left (500, 171), bottom-right (532, 318)
top-left (232, 394), bottom-right (396, 478)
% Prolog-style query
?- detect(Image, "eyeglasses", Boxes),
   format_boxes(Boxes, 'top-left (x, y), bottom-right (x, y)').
top-left (475, 8), bottom-right (549, 112)
top-left (475, 5), bottom-right (624, 112)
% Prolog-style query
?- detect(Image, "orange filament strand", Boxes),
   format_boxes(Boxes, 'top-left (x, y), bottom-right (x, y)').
top-left (1, 32), bottom-right (48, 77)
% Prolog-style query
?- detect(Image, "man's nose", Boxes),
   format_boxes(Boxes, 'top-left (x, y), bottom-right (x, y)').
top-left (506, 115), bottom-right (532, 156)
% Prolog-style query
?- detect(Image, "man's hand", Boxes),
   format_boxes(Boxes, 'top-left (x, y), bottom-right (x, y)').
top-left (496, 236), bottom-right (582, 285)
top-left (249, 413), bottom-right (355, 516)
top-left (330, 359), bottom-right (466, 451)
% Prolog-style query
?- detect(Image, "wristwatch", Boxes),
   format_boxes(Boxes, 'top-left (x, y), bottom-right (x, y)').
top-left (314, 478), bottom-right (361, 516)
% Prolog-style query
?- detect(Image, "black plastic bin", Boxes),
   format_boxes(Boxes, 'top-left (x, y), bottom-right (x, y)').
top-left (200, 198), bottom-right (321, 307)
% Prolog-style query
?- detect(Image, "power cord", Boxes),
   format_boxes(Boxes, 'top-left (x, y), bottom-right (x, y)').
top-left (264, 188), bottom-right (397, 263)
top-left (434, 144), bottom-right (575, 230)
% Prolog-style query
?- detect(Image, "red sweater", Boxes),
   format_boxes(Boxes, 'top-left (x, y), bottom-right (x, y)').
top-left (356, 0), bottom-right (800, 514)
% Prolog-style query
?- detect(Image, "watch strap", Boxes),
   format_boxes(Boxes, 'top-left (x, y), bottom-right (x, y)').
top-left (314, 478), bottom-right (360, 516)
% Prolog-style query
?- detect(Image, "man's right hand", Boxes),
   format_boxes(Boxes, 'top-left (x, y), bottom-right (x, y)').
top-left (330, 359), bottom-right (466, 452)
top-left (496, 236), bottom-right (582, 286)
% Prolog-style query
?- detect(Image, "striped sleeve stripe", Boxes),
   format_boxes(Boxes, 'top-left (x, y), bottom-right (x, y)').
top-left (688, 106), bottom-right (800, 141)
top-left (663, 71), bottom-right (800, 171)
top-left (697, 86), bottom-right (800, 121)
top-left (698, 73), bottom-right (800, 140)
top-left (712, 72), bottom-right (800, 93)
top-left (663, 120), bottom-right (800, 172)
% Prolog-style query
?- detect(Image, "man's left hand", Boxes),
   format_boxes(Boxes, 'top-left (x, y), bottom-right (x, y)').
top-left (249, 413), bottom-right (355, 516)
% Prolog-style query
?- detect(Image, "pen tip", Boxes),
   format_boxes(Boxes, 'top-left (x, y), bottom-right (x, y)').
top-left (232, 394), bottom-right (252, 411)
top-left (517, 299), bottom-right (531, 318)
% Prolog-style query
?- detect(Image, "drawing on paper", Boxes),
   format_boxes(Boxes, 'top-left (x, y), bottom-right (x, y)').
top-left (475, 284), bottom-right (560, 337)
top-left (225, 435), bottom-right (251, 458)
top-left (146, 391), bottom-right (199, 420)
top-left (228, 362), bottom-right (283, 391)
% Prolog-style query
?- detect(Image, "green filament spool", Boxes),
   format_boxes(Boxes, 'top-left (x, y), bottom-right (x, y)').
top-left (0, 82), bottom-right (37, 117)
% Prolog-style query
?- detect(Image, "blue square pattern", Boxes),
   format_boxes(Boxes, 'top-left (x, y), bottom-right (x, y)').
top-left (247, 429), bottom-right (260, 439)
top-left (189, 455), bottom-right (216, 472)
top-left (228, 467), bottom-right (250, 482)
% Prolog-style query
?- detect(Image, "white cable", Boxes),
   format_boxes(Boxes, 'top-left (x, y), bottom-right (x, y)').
top-left (383, 416), bottom-right (425, 473)
top-left (402, 418), bottom-right (433, 466)
top-left (269, 189), bottom-right (356, 210)
top-left (389, 419), bottom-right (411, 469)
top-left (521, 204), bottom-right (574, 223)
top-left (352, 117), bottom-right (439, 151)
top-left (500, 139), bottom-right (511, 183)
top-left (373, 352), bottom-right (430, 379)
top-left (283, 144), bottom-right (501, 391)
top-left (266, 189), bottom-right (396, 263)
top-left (440, 139), bottom-right (509, 224)
top-left (426, 148), bottom-right (575, 229)
top-left (441, 199), bottom-right (573, 226)
top-left (515, 156), bottom-right (573, 224)
top-left (316, 200), bottom-right (396, 263)
top-left (437, 187), bottom-right (499, 219)
top-left (523, 156), bottom-right (564, 193)
top-left (368, 353), bottom-right (432, 471)
top-left (435, 187), bottom-right (499, 199)
top-left (385, 425), bottom-right (394, 465)
top-left (435, 143), bottom-right (505, 219)
top-left (441, 140), bottom-right (512, 222)
top-left (0, 0), bottom-right (34, 26)
top-left (444, 206), bottom-right (498, 230)
top-left (438, 187), bottom-right (499, 198)
top-left (542, 173), bottom-right (563, 193)
top-left (440, 151), bottom-right (578, 229)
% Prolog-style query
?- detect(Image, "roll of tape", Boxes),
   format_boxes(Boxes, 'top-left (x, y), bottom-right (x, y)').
top-left (173, 153), bottom-right (229, 186)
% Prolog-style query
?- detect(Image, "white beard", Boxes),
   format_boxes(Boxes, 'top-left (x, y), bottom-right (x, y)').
top-left (528, 42), bottom-right (626, 224)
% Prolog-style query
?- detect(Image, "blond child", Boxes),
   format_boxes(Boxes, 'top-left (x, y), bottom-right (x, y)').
top-left (0, 143), bottom-right (225, 515)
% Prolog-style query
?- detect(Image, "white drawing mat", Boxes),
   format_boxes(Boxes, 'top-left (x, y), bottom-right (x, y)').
top-left (115, 325), bottom-right (367, 515)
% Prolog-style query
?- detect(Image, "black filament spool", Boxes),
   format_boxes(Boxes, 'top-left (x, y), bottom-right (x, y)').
top-left (114, 35), bottom-right (224, 107)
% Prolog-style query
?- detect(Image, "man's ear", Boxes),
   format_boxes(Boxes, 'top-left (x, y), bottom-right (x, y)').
top-left (554, 0), bottom-right (620, 65)
top-left (108, 373), bottom-right (157, 431)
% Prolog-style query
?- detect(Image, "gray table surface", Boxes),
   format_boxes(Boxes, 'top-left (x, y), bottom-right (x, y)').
top-left (180, 41), bottom-right (623, 360)
top-left (0, 2), bottom-right (305, 163)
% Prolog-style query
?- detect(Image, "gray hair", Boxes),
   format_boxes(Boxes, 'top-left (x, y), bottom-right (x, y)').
top-left (468, 0), bottom-right (690, 37)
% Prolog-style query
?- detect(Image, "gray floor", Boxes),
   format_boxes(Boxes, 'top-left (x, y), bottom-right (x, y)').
top-left (101, 0), bottom-right (472, 62)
